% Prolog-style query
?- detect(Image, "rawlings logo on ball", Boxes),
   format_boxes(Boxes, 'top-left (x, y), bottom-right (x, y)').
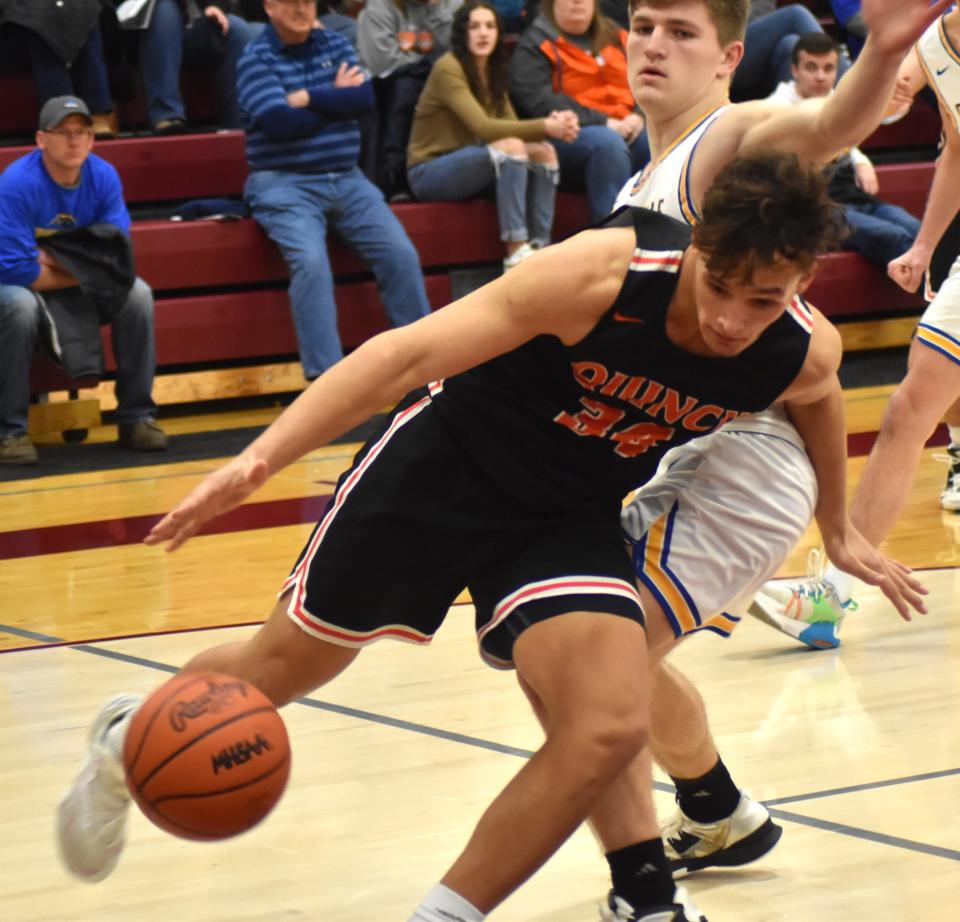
top-left (169, 679), bottom-right (248, 732)
top-left (211, 734), bottom-right (273, 773)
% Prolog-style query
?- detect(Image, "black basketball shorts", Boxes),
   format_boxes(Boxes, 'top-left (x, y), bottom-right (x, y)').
top-left (279, 388), bottom-right (645, 668)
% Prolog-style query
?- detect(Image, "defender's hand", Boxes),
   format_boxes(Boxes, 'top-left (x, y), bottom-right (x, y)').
top-left (861, 0), bottom-right (953, 57)
top-left (822, 525), bottom-right (927, 621)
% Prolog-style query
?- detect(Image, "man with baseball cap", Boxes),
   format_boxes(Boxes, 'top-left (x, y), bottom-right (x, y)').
top-left (0, 95), bottom-right (167, 465)
top-left (37, 95), bottom-right (95, 131)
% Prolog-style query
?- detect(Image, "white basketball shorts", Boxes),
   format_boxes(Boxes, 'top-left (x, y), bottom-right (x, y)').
top-left (918, 253), bottom-right (960, 366)
top-left (621, 408), bottom-right (816, 638)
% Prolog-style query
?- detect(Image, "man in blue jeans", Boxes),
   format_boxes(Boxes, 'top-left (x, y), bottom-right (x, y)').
top-left (0, 97), bottom-right (166, 466)
top-left (767, 31), bottom-right (920, 270)
top-left (139, 0), bottom-right (256, 133)
top-left (237, 0), bottom-right (430, 381)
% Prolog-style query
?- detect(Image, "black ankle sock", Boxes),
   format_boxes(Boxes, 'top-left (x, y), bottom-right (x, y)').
top-left (605, 838), bottom-right (675, 910)
top-left (670, 757), bottom-right (741, 823)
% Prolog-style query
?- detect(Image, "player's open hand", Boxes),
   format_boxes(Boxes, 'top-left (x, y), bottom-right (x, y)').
top-left (861, 0), bottom-right (954, 58)
top-left (823, 525), bottom-right (927, 621)
top-left (144, 455), bottom-right (269, 552)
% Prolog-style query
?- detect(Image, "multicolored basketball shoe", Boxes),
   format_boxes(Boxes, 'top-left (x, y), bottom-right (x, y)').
top-left (936, 447), bottom-right (960, 512)
top-left (748, 550), bottom-right (857, 650)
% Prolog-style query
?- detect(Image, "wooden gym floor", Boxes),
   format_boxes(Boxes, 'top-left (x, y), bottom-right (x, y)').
top-left (1, 384), bottom-right (958, 921)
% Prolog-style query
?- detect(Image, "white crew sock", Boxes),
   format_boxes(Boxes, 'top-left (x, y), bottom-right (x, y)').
top-left (823, 564), bottom-right (855, 605)
top-left (948, 424), bottom-right (960, 451)
top-left (408, 884), bottom-right (486, 922)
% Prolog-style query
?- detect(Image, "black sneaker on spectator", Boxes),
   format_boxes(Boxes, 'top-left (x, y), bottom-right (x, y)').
top-left (117, 421), bottom-right (168, 452)
top-left (0, 434), bottom-right (38, 465)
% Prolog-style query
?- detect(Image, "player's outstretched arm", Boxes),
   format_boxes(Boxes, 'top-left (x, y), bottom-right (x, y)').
top-left (780, 311), bottom-right (927, 621)
top-left (738, 0), bottom-right (952, 166)
top-left (144, 229), bottom-right (633, 551)
top-left (889, 100), bottom-right (960, 292)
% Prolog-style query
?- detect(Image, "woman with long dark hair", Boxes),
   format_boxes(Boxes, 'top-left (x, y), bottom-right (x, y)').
top-left (407, 0), bottom-right (578, 270)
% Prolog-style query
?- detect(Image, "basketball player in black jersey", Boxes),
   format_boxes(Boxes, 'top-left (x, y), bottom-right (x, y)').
top-left (57, 153), bottom-right (922, 922)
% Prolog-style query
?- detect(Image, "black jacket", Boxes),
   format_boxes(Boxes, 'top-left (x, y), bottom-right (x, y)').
top-left (0, 0), bottom-right (111, 65)
top-left (36, 224), bottom-right (137, 379)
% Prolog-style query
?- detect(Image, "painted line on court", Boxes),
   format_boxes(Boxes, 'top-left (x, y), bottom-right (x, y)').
top-left (767, 807), bottom-right (960, 861)
top-left (0, 604), bottom-right (472, 654)
top-left (0, 493), bottom-right (332, 560)
top-left (9, 631), bottom-right (954, 864)
top-left (765, 768), bottom-right (960, 806)
top-left (0, 624), bottom-right (61, 644)
top-left (0, 451), bottom-right (354, 499)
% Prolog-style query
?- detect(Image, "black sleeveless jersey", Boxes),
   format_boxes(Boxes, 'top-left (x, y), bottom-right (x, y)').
top-left (431, 208), bottom-right (812, 510)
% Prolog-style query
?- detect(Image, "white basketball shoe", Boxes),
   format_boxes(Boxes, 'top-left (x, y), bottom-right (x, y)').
top-left (57, 694), bottom-right (141, 881)
top-left (661, 790), bottom-right (782, 878)
top-left (600, 886), bottom-right (707, 921)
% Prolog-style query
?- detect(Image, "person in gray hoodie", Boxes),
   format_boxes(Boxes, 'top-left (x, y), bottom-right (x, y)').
top-left (358, 0), bottom-right (463, 197)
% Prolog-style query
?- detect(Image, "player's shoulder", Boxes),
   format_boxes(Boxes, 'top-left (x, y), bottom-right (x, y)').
top-left (597, 205), bottom-right (692, 249)
top-left (804, 305), bottom-right (843, 373)
top-left (709, 99), bottom-right (786, 140)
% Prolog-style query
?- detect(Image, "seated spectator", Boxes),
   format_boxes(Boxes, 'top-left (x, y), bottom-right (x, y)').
top-left (768, 32), bottom-right (920, 270)
top-left (228, 0), bottom-right (359, 47)
top-left (238, 0), bottom-right (430, 381)
top-left (509, 0), bottom-right (646, 224)
top-left (733, 3), bottom-right (851, 102)
top-left (0, 97), bottom-right (166, 466)
top-left (358, 0), bottom-right (461, 197)
top-left (0, 0), bottom-right (118, 139)
top-left (407, 1), bottom-right (577, 270)
top-left (137, 0), bottom-right (256, 134)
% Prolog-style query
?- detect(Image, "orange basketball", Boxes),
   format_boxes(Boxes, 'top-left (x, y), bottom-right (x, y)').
top-left (123, 671), bottom-right (291, 841)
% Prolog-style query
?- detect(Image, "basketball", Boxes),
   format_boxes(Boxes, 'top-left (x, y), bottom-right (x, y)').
top-left (123, 672), bottom-right (291, 841)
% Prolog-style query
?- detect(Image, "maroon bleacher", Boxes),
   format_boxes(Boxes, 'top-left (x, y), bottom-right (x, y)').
top-left (3, 131), bottom-right (931, 391)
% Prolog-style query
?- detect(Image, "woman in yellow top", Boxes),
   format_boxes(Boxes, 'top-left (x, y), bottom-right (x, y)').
top-left (407, 1), bottom-right (579, 270)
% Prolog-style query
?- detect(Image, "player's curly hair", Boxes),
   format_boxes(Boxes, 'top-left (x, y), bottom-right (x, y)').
top-left (691, 150), bottom-right (846, 280)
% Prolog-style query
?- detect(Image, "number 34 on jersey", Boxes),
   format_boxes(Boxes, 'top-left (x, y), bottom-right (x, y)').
top-left (553, 360), bottom-right (744, 458)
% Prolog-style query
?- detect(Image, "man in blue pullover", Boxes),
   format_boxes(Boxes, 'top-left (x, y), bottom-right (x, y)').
top-left (237, 0), bottom-right (430, 381)
top-left (0, 96), bottom-right (166, 466)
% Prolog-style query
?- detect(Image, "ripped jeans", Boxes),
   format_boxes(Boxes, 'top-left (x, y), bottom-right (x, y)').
top-left (408, 144), bottom-right (558, 247)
